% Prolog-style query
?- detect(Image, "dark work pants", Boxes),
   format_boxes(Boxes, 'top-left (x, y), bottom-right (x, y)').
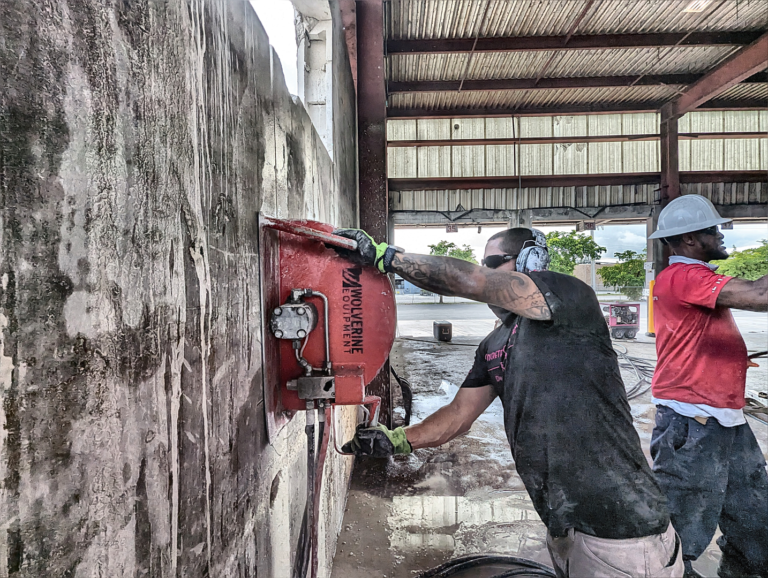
top-left (651, 406), bottom-right (768, 577)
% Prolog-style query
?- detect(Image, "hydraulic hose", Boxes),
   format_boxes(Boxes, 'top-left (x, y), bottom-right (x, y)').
top-left (418, 554), bottom-right (556, 578)
top-left (292, 409), bottom-right (316, 578)
top-left (310, 406), bottom-right (330, 578)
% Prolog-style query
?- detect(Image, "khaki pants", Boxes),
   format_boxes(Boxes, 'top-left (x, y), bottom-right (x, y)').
top-left (546, 523), bottom-right (684, 578)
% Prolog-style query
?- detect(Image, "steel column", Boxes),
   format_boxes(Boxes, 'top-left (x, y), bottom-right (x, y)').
top-left (655, 116), bottom-right (680, 275)
top-left (356, 0), bottom-right (392, 427)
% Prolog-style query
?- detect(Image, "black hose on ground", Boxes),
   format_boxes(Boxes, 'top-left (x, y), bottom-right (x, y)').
top-left (292, 410), bottom-right (317, 578)
top-left (417, 554), bottom-right (556, 578)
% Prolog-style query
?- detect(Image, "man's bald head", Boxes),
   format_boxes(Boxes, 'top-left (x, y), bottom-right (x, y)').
top-left (487, 228), bottom-right (535, 257)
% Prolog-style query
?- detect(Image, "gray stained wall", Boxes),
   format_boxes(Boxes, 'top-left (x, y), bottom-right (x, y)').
top-left (0, 0), bottom-right (357, 577)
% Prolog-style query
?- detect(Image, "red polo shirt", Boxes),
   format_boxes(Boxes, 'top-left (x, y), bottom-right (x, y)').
top-left (652, 262), bottom-right (747, 409)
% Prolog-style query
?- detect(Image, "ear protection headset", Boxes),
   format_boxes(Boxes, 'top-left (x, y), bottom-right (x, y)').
top-left (516, 228), bottom-right (550, 273)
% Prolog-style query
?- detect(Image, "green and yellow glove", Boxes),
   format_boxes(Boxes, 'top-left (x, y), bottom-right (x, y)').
top-left (331, 229), bottom-right (402, 273)
top-left (341, 424), bottom-right (412, 457)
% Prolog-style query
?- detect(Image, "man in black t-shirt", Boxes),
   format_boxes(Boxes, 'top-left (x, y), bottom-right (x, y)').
top-left (333, 227), bottom-right (683, 578)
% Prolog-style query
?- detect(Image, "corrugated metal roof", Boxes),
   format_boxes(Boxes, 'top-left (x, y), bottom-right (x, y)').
top-left (389, 85), bottom-right (679, 112)
top-left (387, 0), bottom-right (768, 40)
top-left (389, 46), bottom-right (740, 81)
top-left (385, 0), bottom-right (767, 117)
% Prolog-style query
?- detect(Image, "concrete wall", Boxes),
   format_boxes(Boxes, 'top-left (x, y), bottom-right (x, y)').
top-left (0, 0), bottom-right (357, 576)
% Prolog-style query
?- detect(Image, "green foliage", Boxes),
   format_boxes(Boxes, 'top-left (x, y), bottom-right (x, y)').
top-left (598, 250), bottom-right (646, 300)
top-left (711, 240), bottom-right (768, 280)
top-left (545, 231), bottom-right (605, 275)
top-left (428, 240), bottom-right (478, 264)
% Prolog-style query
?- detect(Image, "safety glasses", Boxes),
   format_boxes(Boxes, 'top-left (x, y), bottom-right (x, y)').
top-left (482, 254), bottom-right (515, 269)
top-left (698, 225), bottom-right (719, 236)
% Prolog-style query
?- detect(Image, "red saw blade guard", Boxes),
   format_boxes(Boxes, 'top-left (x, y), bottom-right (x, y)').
top-left (259, 216), bottom-right (396, 441)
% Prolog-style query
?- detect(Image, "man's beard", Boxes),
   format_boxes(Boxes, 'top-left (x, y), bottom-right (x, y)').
top-left (488, 303), bottom-right (514, 323)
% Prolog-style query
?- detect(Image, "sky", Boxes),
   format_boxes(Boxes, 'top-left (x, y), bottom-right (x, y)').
top-left (394, 222), bottom-right (768, 263)
top-left (250, 0), bottom-right (299, 95)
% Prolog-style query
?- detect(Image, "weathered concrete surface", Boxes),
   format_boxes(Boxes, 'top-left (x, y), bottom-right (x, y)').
top-left (0, 0), bottom-right (357, 576)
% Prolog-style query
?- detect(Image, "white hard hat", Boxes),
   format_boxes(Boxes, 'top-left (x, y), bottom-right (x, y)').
top-left (649, 195), bottom-right (731, 239)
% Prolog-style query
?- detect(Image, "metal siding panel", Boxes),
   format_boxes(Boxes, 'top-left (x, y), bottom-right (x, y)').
top-left (762, 136), bottom-right (768, 171)
top-left (451, 145), bottom-right (485, 177)
top-left (622, 112), bottom-right (659, 135)
top-left (485, 117), bottom-right (518, 138)
top-left (724, 139), bottom-right (761, 171)
top-left (761, 111), bottom-right (768, 133)
top-left (554, 142), bottom-right (588, 174)
top-left (690, 139), bottom-right (724, 171)
top-left (417, 145), bottom-right (451, 177)
top-left (589, 142), bottom-right (622, 174)
top-left (723, 110), bottom-right (760, 132)
top-left (678, 113), bottom-right (691, 133)
top-left (679, 139), bottom-right (691, 172)
top-left (588, 114), bottom-right (622, 136)
top-left (687, 111), bottom-right (724, 133)
top-left (520, 144), bottom-right (553, 175)
top-left (553, 115), bottom-right (588, 137)
top-left (520, 116), bottom-right (553, 137)
top-left (417, 119), bottom-right (452, 140)
top-left (387, 119), bottom-right (418, 140)
top-left (451, 118), bottom-right (485, 139)
top-left (486, 145), bottom-right (517, 176)
top-left (623, 140), bottom-right (659, 173)
top-left (388, 147), bottom-right (418, 177)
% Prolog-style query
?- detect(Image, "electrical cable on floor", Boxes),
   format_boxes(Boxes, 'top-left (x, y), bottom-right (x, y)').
top-left (613, 344), bottom-right (656, 400)
top-left (417, 554), bottom-right (556, 578)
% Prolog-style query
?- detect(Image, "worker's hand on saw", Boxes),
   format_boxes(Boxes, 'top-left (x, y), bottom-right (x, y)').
top-left (341, 424), bottom-right (412, 457)
top-left (331, 229), bottom-right (401, 274)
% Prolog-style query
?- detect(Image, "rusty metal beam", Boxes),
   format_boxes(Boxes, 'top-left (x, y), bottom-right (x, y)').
top-left (387, 31), bottom-right (762, 55)
top-left (386, 98), bottom-right (768, 119)
top-left (388, 171), bottom-right (766, 192)
top-left (389, 72), bottom-right (767, 94)
top-left (356, 0), bottom-right (392, 427)
top-left (661, 32), bottom-right (768, 120)
top-left (660, 118), bottom-right (681, 202)
top-left (386, 132), bottom-right (767, 148)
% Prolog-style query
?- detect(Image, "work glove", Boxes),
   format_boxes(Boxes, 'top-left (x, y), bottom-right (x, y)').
top-left (331, 228), bottom-right (401, 274)
top-left (341, 424), bottom-right (412, 457)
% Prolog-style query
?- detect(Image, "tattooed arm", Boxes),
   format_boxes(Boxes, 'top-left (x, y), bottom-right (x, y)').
top-left (391, 253), bottom-right (551, 321)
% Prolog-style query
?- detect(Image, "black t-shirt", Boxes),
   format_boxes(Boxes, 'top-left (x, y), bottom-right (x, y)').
top-left (462, 271), bottom-right (669, 539)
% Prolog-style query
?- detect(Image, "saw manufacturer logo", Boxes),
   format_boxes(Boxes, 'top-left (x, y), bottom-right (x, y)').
top-left (341, 267), bottom-right (364, 354)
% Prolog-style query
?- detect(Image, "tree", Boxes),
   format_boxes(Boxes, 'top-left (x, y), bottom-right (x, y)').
top-left (598, 250), bottom-right (646, 300)
top-left (428, 240), bottom-right (478, 302)
top-left (545, 231), bottom-right (605, 275)
top-left (427, 240), bottom-right (478, 264)
top-left (711, 240), bottom-right (768, 280)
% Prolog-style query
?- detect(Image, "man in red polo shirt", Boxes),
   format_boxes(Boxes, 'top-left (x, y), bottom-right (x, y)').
top-left (649, 194), bottom-right (768, 578)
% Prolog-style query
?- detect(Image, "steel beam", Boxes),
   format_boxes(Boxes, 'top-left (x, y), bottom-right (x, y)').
top-left (660, 118), bottom-right (680, 202)
top-left (387, 31), bottom-right (762, 55)
top-left (386, 132), bottom-right (767, 148)
top-left (388, 171), bottom-right (766, 192)
top-left (386, 98), bottom-right (768, 119)
top-left (390, 203), bottom-right (768, 226)
top-left (388, 73), bottom-right (766, 95)
top-left (661, 32), bottom-right (768, 120)
top-left (357, 0), bottom-right (392, 427)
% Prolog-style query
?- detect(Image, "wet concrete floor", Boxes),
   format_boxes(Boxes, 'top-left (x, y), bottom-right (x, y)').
top-left (331, 305), bottom-right (768, 578)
